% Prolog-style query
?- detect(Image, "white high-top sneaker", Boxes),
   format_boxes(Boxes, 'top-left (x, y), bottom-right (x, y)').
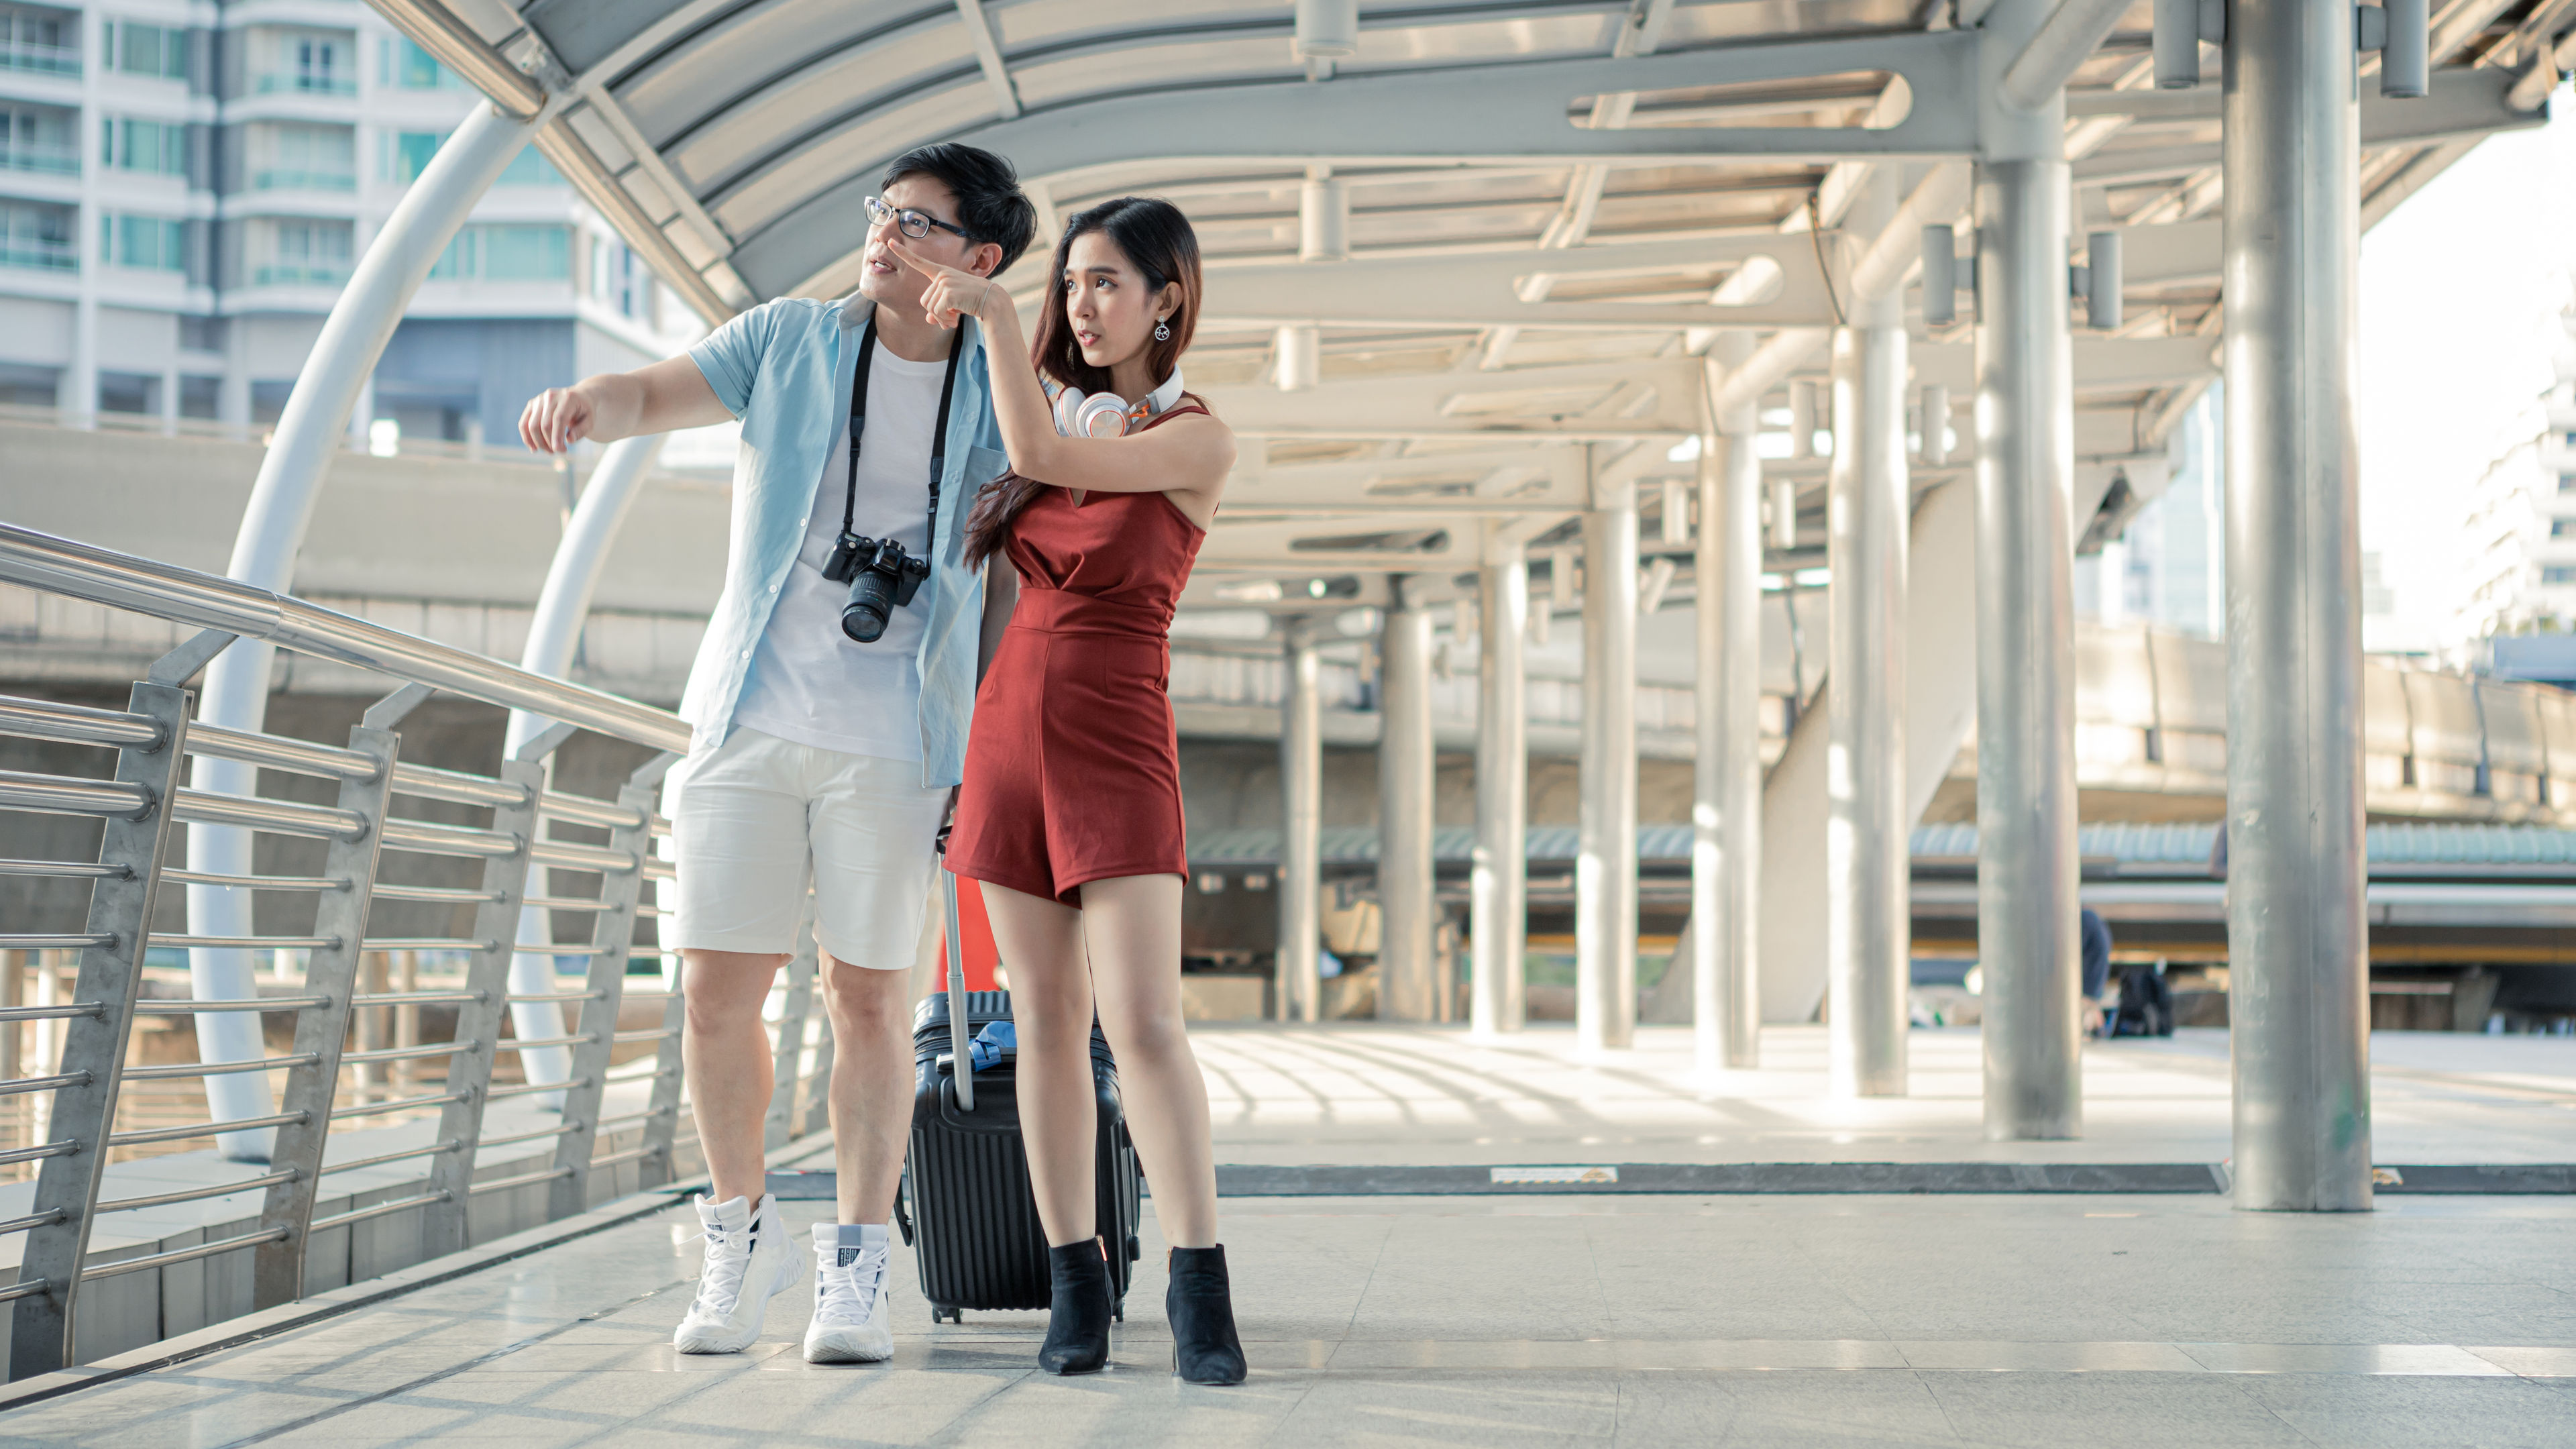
top-left (674, 1193), bottom-right (802, 1354)
top-left (802, 1223), bottom-right (894, 1364)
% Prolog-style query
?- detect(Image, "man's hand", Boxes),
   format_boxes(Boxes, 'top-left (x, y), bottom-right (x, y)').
top-left (519, 385), bottom-right (594, 454)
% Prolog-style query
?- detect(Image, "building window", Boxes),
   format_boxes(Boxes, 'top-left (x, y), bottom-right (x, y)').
top-left (2563, 474), bottom-right (2576, 494)
top-left (0, 197), bottom-right (74, 271)
top-left (495, 146), bottom-right (562, 187)
top-left (590, 236), bottom-right (638, 315)
top-left (254, 217), bottom-right (351, 286)
top-left (251, 123), bottom-right (355, 191)
top-left (0, 103), bottom-right (77, 174)
top-left (2555, 519), bottom-right (2576, 539)
top-left (99, 212), bottom-right (182, 270)
top-left (0, 5), bottom-right (78, 76)
top-left (430, 223), bottom-right (569, 282)
top-left (2544, 567), bottom-right (2576, 586)
top-left (101, 115), bottom-right (186, 175)
top-left (382, 129), bottom-right (440, 183)
top-left (105, 19), bottom-right (186, 80)
top-left (380, 36), bottom-right (458, 89)
top-left (256, 28), bottom-right (354, 97)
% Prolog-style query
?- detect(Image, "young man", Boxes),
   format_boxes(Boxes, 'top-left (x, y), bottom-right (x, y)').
top-left (519, 144), bottom-right (1036, 1362)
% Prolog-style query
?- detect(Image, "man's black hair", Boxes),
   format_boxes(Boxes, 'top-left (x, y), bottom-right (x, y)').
top-left (881, 143), bottom-right (1038, 274)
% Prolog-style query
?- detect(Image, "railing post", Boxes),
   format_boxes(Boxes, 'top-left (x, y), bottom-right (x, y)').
top-left (635, 970), bottom-right (687, 1193)
top-left (418, 739), bottom-right (553, 1258)
top-left (7, 679), bottom-right (191, 1380)
top-left (763, 904), bottom-right (820, 1150)
top-left (250, 685), bottom-right (419, 1309)
top-left (547, 755), bottom-right (676, 1220)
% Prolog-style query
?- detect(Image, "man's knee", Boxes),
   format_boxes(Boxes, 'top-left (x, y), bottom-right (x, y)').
top-left (821, 958), bottom-right (911, 1032)
top-left (681, 953), bottom-right (780, 1034)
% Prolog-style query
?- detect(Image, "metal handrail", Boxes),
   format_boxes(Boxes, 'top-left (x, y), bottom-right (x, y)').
top-left (0, 769), bottom-right (154, 820)
top-left (0, 523), bottom-right (690, 752)
top-left (185, 722), bottom-right (380, 782)
top-left (0, 859), bottom-right (127, 880)
top-left (132, 996), bottom-right (329, 1015)
top-left (0, 522), bottom-right (701, 1382)
top-left (0, 696), bottom-right (164, 750)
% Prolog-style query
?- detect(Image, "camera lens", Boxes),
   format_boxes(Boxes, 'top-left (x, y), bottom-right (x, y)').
top-left (842, 571), bottom-right (895, 643)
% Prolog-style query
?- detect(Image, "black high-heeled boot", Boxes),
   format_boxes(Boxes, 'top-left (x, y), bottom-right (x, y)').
top-left (1038, 1241), bottom-right (1112, 1375)
top-left (1166, 1245), bottom-right (1247, 1385)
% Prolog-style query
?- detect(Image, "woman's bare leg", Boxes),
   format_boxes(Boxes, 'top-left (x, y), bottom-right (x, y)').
top-left (975, 880), bottom-right (1098, 1246)
top-left (1078, 873), bottom-right (1218, 1249)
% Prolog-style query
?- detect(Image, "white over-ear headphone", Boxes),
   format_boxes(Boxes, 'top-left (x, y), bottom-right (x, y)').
top-left (1049, 370), bottom-right (1187, 439)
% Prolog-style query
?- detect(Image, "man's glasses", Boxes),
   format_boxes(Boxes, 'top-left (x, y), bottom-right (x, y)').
top-left (865, 195), bottom-right (974, 244)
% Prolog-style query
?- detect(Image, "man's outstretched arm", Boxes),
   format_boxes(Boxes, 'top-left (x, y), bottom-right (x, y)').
top-left (519, 356), bottom-right (733, 453)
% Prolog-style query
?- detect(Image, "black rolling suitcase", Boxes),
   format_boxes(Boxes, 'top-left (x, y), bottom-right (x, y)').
top-left (895, 869), bottom-right (1142, 1323)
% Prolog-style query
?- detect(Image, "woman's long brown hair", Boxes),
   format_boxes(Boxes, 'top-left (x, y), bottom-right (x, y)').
top-left (962, 197), bottom-right (1202, 566)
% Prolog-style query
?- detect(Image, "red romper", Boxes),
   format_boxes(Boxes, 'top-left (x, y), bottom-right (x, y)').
top-left (945, 404), bottom-right (1210, 906)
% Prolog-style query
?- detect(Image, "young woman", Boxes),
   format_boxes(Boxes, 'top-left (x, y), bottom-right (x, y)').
top-left (888, 198), bottom-right (1244, 1385)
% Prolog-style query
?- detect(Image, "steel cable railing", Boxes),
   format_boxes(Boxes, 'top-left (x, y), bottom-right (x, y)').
top-left (0, 522), bottom-right (838, 1384)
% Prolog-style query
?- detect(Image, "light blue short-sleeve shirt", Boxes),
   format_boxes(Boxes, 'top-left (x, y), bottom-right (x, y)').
top-left (681, 294), bottom-right (1008, 788)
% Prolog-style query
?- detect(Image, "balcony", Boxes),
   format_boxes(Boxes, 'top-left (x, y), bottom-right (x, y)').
top-left (252, 262), bottom-right (348, 286)
top-left (0, 40), bottom-right (78, 76)
top-left (251, 168), bottom-right (356, 192)
top-left (0, 238), bottom-right (75, 271)
top-left (0, 142), bottom-right (78, 176)
top-left (253, 71), bottom-right (356, 98)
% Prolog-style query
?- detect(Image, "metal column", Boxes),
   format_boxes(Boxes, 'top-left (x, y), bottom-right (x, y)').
top-left (1825, 294), bottom-right (1911, 1097)
top-left (1278, 624), bottom-right (1325, 1022)
top-left (1576, 469), bottom-right (1639, 1053)
top-left (1472, 536), bottom-right (1528, 1035)
top-left (503, 433), bottom-right (668, 1092)
top-left (2224, 0), bottom-right (2372, 1211)
top-left (1377, 584), bottom-right (1438, 1021)
top-left (187, 103), bottom-right (535, 1155)
top-left (1976, 0), bottom-right (2084, 1138)
top-left (1700, 335), bottom-right (1764, 1071)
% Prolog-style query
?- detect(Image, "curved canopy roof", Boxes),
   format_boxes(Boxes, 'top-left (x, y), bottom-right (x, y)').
top-left (375, 0), bottom-right (2563, 586)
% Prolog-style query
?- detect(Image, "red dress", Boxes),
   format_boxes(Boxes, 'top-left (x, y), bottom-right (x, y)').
top-left (946, 405), bottom-right (1210, 905)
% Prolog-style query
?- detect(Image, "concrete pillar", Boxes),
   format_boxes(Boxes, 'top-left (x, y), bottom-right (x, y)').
top-left (187, 102), bottom-right (534, 1157)
top-left (1577, 463), bottom-right (1640, 1053)
top-left (1472, 535), bottom-right (1528, 1035)
top-left (1975, 0), bottom-right (2084, 1140)
top-left (1278, 623), bottom-right (1325, 1022)
top-left (1377, 582), bottom-right (1438, 1020)
top-left (2224, 0), bottom-right (2373, 1211)
top-left (1824, 231), bottom-right (1911, 1096)
top-left (1699, 333), bottom-right (1764, 1071)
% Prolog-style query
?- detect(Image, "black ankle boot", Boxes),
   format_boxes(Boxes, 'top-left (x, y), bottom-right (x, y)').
top-left (1038, 1241), bottom-right (1112, 1375)
top-left (1166, 1245), bottom-right (1246, 1385)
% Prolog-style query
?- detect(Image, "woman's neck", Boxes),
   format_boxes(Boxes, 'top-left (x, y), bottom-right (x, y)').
top-left (1108, 355), bottom-right (1163, 406)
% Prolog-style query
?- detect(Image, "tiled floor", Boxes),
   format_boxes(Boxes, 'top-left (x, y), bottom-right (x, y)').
top-left (7, 1191), bottom-right (2574, 1447)
top-left (1194, 1025), bottom-right (2576, 1167)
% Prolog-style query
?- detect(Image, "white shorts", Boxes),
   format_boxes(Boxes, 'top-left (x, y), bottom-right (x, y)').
top-left (664, 727), bottom-right (947, 969)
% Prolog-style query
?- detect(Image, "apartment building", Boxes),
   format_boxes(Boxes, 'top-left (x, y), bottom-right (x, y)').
top-left (2455, 296), bottom-right (2576, 645)
top-left (0, 0), bottom-right (697, 446)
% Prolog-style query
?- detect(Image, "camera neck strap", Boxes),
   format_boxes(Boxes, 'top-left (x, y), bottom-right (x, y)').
top-left (841, 313), bottom-right (968, 559)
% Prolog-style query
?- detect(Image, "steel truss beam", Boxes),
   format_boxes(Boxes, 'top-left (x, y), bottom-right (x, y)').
top-left (1199, 358), bottom-right (1706, 439)
top-left (741, 31), bottom-right (1982, 296)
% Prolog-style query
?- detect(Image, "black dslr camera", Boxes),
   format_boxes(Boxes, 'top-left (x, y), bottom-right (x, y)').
top-left (822, 532), bottom-right (930, 643)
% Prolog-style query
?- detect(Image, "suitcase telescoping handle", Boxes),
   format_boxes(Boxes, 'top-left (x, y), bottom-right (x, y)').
top-left (942, 867), bottom-right (975, 1112)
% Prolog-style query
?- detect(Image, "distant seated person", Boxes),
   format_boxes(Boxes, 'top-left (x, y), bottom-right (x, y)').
top-left (2080, 908), bottom-right (2112, 1037)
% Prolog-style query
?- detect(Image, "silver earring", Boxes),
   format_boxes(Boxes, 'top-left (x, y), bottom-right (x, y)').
top-left (1154, 319), bottom-right (1171, 341)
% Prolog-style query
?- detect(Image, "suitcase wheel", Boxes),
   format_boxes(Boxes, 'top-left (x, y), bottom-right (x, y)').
top-left (1113, 1299), bottom-right (1124, 1324)
top-left (932, 1305), bottom-right (962, 1324)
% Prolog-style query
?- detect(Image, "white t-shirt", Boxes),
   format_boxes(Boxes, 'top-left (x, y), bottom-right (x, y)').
top-left (734, 339), bottom-right (950, 761)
